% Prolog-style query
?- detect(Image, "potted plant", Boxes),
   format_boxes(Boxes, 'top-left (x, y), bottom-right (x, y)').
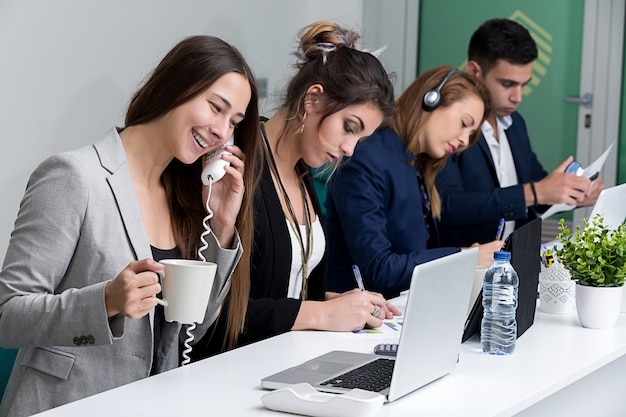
top-left (555, 213), bottom-right (626, 329)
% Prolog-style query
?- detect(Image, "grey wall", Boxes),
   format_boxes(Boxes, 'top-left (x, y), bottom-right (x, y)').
top-left (0, 0), bottom-right (391, 259)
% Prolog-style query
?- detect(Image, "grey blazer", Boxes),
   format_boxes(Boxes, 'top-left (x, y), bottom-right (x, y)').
top-left (0, 128), bottom-right (240, 417)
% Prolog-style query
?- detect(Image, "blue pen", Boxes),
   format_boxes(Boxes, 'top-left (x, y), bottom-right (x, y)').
top-left (495, 218), bottom-right (505, 240)
top-left (352, 264), bottom-right (365, 291)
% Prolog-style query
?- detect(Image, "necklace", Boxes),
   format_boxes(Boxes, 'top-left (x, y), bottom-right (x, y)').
top-left (260, 122), bottom-right (314, 300)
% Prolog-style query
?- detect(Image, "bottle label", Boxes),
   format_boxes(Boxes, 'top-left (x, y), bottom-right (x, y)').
top-left (490, 285), bottom-right (516, 306)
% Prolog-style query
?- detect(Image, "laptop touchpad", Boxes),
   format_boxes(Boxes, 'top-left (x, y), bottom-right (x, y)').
top-left (296, 360), bottom-right (349, 375)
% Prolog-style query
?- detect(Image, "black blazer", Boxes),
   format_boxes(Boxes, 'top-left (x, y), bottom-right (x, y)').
top-left (191, 158), bottom-right (327, 359)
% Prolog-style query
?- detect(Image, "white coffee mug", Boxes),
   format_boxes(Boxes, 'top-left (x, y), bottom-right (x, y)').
top-left (156, 259), bottom-right (217, 324)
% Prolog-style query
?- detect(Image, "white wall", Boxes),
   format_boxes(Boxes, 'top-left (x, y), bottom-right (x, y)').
top-left (0, 0), bottom-right (387, 259)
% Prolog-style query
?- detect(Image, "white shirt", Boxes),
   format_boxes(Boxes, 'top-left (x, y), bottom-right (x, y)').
top-left (482, 115), bottom-right (519, 241)
top-left (286, 216), bottom-right (325, 299)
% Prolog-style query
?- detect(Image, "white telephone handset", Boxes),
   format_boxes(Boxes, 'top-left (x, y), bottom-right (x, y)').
top-left (201, 136), bottom-right (234, 185)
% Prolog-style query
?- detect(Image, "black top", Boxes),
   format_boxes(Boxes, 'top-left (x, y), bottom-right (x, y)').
top-left (150, 245), bottom-right (181, 375)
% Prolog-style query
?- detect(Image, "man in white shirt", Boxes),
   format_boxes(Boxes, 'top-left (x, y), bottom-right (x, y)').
top-left (435, 18), bottom-right (603, 247)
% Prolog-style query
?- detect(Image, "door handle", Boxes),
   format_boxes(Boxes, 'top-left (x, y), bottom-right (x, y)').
top-left (562, 92), bottom-right (592, 108)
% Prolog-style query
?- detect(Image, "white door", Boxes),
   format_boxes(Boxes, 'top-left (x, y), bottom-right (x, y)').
top-left (572, 0), bottom-right (624, 226)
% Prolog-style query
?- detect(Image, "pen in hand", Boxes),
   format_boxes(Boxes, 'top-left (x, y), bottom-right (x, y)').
top-left (495, 218), bottom-right (505, 241)
top-left (352, 264), bottom-right (365, 291)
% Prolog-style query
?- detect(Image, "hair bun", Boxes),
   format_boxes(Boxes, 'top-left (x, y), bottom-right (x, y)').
top-left (296, 21), bottom-right (360, 63)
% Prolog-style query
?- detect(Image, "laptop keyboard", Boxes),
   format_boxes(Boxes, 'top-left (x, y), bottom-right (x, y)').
top-left (319, 358), bottom-right (395, 392)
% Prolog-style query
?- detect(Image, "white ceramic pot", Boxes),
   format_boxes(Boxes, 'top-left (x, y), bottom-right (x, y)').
top-left (575, 284), bottom-right (624, 329)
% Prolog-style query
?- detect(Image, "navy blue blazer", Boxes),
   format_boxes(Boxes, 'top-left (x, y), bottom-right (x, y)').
top-left (325, 126), bottom-right (459, 299)
top-left (435, 112), bottom-right (548, 247)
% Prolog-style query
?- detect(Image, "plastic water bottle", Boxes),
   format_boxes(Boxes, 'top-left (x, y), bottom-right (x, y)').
top-left (481, 251), bottom-right (519, 355)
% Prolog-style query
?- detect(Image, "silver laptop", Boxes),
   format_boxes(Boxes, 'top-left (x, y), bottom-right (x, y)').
top-left (261, 248), bottom-right (478, 402)
top-left (588, 183), bottom-right (626, 229)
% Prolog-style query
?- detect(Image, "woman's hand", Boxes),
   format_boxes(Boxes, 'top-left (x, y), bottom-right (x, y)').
top-left (104, 258), bottom-right (164, 319)
top-left (296, 289), bottom-right (401, 332)
top-left (203, 144), bottom-right (245, 247)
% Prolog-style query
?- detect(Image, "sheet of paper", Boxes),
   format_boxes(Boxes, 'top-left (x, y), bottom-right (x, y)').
top-left (541, 142), bottom-right (615, 220)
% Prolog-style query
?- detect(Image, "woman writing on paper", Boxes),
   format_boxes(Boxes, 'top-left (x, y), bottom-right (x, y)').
top-left (191, 21), bottom-right (401, 360)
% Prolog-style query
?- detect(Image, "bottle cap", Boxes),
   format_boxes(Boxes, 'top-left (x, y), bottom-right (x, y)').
top-left (494, 251), bottom-right (511, 261)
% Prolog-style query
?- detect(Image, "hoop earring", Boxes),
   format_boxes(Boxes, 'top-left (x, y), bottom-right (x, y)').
top-left (299, 112), bottom-right (307, 134)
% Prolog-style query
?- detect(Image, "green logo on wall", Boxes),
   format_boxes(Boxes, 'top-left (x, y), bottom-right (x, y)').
top-left (511, 10), bottom-right (552, 96)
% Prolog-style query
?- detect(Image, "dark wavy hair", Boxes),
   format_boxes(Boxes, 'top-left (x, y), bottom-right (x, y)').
top-left (276, 21), bottom-right (396, 157)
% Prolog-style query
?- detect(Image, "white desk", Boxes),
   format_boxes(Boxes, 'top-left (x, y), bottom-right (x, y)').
top-left (33, 304), bottom-right (626, 416)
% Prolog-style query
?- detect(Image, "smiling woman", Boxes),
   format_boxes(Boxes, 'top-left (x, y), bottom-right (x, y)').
top-left (0, 35), bottom-right (260, 417)
top-left (131, 71), bottom-right (252, 166)
top-left (324, 65), bottom-right (502, 299)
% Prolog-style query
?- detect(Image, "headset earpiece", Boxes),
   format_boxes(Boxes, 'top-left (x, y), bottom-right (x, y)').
top-left (422, 68), bottom-right (459, 111)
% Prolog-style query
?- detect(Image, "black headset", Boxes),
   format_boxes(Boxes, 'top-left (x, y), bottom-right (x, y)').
top-left (422, 68), bottom-right (459, 111)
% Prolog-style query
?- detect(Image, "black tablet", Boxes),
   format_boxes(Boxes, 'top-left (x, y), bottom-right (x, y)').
top-left (462, 218), bottom-right (542, 343)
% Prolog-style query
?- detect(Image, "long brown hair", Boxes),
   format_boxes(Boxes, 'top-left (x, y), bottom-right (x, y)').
top-left (389, 65), bottom-right (490, 218)
top-left (125, 35), bottom-right (261, 350)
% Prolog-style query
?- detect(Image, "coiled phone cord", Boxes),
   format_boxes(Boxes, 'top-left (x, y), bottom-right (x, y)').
top-left (181, 180), bottom-right (214, 366)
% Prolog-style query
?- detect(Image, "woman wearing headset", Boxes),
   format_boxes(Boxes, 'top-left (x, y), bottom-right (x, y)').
top-left (325, 65), bottom-right (502, 299)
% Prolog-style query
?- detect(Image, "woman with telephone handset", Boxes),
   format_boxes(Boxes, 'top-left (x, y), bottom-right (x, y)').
top-left (190, 21), bottom-right (401, 361)
top-left (0, 36), bottom-right (260, 417)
